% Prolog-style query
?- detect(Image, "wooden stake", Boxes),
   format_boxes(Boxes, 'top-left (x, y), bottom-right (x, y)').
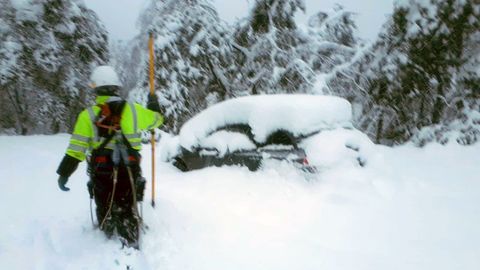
top-left (148, 32), bottom-right (156, 208)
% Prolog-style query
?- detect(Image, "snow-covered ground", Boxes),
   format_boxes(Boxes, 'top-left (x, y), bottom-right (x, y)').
top-left (0, 134), bottom-right (479, 270)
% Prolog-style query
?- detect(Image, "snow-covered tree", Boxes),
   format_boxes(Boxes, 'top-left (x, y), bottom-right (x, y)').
top-left (230, 0), bottom-right (315, 95)
top-left (303, 5), bottom-right (361, 97)
top-left (0, 0), bottom-right (109, 134)
top-left (128, 0), bottom-right (234, 131)
top-left (120, 1), bottom-right (365, 131)
top-left (326, 0), bottom-right (480, 145)
top-left (308, 5), bottom-right (359, 48)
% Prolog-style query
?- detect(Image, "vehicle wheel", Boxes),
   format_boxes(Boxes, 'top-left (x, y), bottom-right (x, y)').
top-left (173, 158), bottom-right (189, 172)
top-left (245, 159), bottom-right (262, 172)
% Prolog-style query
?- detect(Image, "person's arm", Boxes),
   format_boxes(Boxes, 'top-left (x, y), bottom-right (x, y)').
top-left (56, 110), bottom-right (94, 191)
top-left (136, 99), bottom-right (164, 131)
top-left (56, 155), bottom-right (79, 191)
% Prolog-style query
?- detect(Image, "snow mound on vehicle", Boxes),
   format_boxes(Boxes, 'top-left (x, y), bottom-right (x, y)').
top-left (179, 94), bottom-right (352, 150)
top-left (201, 131), bottom-right (257, 157)
top-left (301, 128), bottom-right (375, 168)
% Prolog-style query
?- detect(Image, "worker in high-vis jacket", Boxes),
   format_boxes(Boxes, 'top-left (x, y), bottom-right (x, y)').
top-left (56, 65), bottom-right (163, 247)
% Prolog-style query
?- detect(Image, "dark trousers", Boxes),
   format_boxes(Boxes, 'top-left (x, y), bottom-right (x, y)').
top-left (90, 149), bottom-right (144, 246)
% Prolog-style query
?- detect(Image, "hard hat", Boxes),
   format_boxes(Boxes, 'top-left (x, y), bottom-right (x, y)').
top-left (90, 65), bottom-right (123, 88)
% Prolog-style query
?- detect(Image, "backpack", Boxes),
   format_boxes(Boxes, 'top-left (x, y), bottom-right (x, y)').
top-left (95, 99), bottom-right (126, 138)
top-left (94, 99), bottom-right (134, 152)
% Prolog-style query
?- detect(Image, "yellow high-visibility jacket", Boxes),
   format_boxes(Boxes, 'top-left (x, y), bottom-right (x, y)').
top-left (66, 95), bottom-right (163, 161)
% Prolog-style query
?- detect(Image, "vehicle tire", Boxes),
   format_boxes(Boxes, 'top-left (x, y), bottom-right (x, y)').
top-left (245, 159), bottom-right (262, 171)
top-left (173, 158), bottom-right (189, 172)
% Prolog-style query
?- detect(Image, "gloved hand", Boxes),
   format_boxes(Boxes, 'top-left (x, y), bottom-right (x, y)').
top-left (147, 94), bottom-right (161, 113)
top-left (58, 176), bottom-right (70, 191)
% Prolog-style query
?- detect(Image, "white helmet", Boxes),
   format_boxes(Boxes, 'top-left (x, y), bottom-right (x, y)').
top-left (90, 65), bottom-right (123, 88)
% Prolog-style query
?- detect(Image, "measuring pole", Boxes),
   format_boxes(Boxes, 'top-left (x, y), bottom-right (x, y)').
top-left (148, 32), bottom-right (156, 208)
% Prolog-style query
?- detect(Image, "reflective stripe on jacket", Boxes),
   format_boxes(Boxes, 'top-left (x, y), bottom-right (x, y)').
top-left (66, 96), bottom-right (164, 161)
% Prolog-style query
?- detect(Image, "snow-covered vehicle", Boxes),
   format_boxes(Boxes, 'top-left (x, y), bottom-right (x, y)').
top-left (170, 94), bottom-right (370, 172)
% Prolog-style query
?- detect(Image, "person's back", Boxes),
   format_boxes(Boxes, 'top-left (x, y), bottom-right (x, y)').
top-left (56, 65), bottom-right (163, 248)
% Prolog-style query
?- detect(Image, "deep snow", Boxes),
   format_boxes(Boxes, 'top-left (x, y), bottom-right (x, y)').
top-left (0, 134), bottom-right (479, 270)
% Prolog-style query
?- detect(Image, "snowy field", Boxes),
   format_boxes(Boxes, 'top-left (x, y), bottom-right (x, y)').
top-left (0, 134), bottom-right (479, 270)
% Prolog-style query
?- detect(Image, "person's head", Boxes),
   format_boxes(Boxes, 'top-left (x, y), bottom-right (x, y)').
top-left (89, 65), bottom-right (122, 96)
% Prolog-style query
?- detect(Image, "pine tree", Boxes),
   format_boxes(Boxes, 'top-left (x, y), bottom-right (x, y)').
top-left (128, 0), bottom-right (234, 131)
top-left (308, 5), bottom-right (359, 47)
top-left (0, 0), bottom-right (109, 134)
top-left (231, 0), bottom-right (314, 95)
top-left (326, 0), bottom-right (480, 145)
top-left (305, 4), bottom-right (361, 96)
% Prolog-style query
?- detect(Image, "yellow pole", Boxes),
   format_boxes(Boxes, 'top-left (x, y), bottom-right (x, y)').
top-left (148, 32), bottom-right (156, 208)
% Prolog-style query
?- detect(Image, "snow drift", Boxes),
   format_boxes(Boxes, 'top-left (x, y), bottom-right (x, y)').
top-left (0, 134), bottom-right (479, 269)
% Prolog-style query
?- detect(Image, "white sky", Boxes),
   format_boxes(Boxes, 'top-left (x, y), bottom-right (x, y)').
top-left (82, 0), bottom-right (150, 41)
top-left (83, 0), bottom-right (396, 41)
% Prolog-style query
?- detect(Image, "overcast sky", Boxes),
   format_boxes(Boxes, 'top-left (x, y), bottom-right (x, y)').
top-left (83, 0), bottom-right (396, 42)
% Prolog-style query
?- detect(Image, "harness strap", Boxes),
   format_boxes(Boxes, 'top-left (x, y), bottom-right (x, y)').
top-left (90, 101), bottom-right (139, 152)
top-left (128, 102), bottom-right (138, 133)
top-left (97, 132), bottom-right (116, 151)
top-left (87, 107), bottom-right (99, 144)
